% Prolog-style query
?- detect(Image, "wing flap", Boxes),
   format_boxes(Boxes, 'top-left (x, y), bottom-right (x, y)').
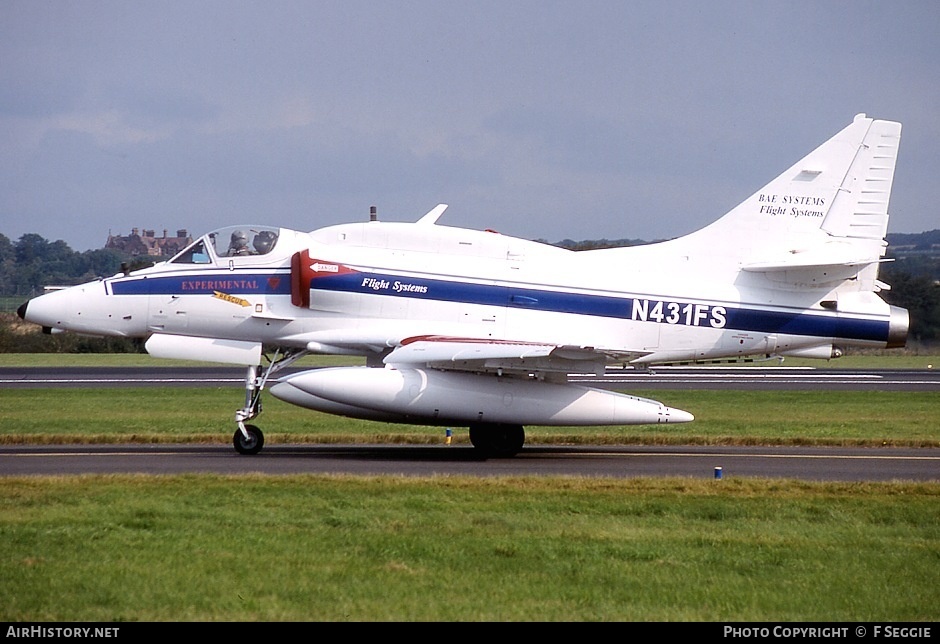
top-left (384, 335), bottom-right (611, 377)
top-left (385, 336), bottom-right (558, 365)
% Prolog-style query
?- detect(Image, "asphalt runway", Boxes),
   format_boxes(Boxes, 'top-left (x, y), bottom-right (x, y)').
top-left (1, 443), bottom-right (937, 481)
top-left (2, 365), bottom-right (938, 481)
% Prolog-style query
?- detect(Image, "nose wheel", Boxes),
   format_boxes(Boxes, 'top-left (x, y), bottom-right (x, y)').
top-left (233, 424), bottom-right (264, 455)
top-left (231, 349), bottom-right (307, 455)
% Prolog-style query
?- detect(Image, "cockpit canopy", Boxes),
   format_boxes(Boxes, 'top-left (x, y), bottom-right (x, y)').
top-left (171, 226), bottom-right (281, 264)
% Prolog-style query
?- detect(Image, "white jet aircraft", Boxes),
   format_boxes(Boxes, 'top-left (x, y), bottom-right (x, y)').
top-left (18, 115), bottom-right (909, 456)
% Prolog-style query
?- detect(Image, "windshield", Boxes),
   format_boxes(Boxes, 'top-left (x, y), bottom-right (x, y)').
top-left (171, 225), bottom-right (281, 264)
top-left (210, 226), bottom-right (281, 257)
top-left (171, 239), bottom-right (212, 264)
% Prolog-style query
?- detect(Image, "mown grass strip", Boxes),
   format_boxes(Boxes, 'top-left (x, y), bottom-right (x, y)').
top-left (1, 388), bottom-right (937, 447)
top-left (1, 475), bottom-right (937, 621)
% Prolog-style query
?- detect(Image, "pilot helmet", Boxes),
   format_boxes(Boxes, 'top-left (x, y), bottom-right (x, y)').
top-left (254, 230), bottom-right (278, 254)
top-left (230, 230), bottom-right (249, 248)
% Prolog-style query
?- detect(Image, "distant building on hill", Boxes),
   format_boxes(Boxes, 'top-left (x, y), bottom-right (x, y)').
top-left (105, 228), bottom-right (193, 257)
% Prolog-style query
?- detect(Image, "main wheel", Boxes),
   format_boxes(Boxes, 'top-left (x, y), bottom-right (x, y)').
top-left (468, 423), bottom-right (525, 458)
top-left (233, 424), bottom-right (264, 455)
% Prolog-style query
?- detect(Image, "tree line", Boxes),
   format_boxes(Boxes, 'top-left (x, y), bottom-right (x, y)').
top-left (0, 233), bottom-right (151, 352)
top-left (1, 230), bottom-right (938, 349)
top-left (0, 233), bottom-right (130, 298)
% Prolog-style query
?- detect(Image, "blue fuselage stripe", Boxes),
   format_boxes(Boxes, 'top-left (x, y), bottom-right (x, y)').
top-left (103, 269), bottom-right (890, 343)
top-left (313, 272), bottom-right (890, 342)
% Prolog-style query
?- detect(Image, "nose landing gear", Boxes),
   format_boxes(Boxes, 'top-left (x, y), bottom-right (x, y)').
top-left (231, 349), bottom-right (306, 455)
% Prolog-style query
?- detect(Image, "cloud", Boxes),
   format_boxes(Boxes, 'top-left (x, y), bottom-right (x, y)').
top-left (1, 1), bottom-right (937, 252)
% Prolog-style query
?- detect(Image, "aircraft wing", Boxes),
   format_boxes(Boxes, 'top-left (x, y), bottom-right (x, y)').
top-left (386, 336), bottom-right (557, 362)
top-left (383, 335), bottom-right (628, 378)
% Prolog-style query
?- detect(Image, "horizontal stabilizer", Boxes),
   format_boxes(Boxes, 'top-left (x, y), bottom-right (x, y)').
top-left (741, 240), bottom-right (887, 273)
top-left (742, 258), bottom-right (880, 272)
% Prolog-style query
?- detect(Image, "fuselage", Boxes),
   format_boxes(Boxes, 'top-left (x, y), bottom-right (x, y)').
top-left (19, 219), bottom-right (908, 367)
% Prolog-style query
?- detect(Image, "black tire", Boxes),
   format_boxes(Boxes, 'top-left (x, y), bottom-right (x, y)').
top-left (233, 424), bottom-right (264, 455)
top-left (468, 423), bottom-right (525, 458)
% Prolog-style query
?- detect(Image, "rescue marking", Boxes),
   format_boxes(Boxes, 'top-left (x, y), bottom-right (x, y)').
top-left (213, 291), bottom-right (251, 307)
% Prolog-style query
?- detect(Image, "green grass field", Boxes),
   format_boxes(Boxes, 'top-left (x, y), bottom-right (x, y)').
top-left (1, 388), bottom-right (938, 448)
top-left (2, 352), bottom-right (938, 448)
top-left (1, 353), bottom-right (937, 622)
top-left (1, 475), bottom-right (937, 621)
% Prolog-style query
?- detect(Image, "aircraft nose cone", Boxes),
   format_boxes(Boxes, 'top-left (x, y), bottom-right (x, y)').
top-left (16, 300), bottom-right (28, 320)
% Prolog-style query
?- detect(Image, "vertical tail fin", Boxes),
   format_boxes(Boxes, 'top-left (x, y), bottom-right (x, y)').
top-left (657, 115), bottom-right (902, 278)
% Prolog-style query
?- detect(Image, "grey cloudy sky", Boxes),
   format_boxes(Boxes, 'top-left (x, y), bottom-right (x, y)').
top-left (2, 0), bottom-right (938, 252)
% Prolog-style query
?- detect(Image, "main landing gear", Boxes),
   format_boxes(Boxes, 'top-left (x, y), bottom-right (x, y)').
top-left (232, 349), bottom-right (307, 455)
top-left (468, 423), bottom-right (526, 458)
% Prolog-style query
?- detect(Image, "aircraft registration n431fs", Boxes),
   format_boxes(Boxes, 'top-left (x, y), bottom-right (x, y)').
top-left (18, 115), bottom-right (909, 456)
